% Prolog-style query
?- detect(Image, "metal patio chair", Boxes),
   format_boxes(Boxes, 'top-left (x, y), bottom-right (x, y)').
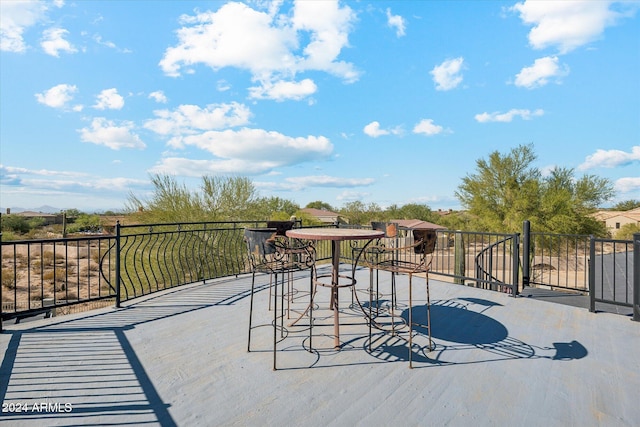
top-left (362, 227), bottom-right (437, 368)
top-left (244, 228), bottom-right (315, 370)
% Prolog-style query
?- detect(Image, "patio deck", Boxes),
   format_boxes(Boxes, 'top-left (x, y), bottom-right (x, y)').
top-left (1, 264), bottom-right (639, 426)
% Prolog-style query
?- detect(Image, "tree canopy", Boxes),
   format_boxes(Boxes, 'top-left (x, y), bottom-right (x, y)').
top-left (126, 174), bottom-right (300, 223)
top-left (456, 144), bottom-right (614, 235)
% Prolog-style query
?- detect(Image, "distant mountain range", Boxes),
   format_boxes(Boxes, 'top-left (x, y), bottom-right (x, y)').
top-left (2, 205), bottom-right (64, 214)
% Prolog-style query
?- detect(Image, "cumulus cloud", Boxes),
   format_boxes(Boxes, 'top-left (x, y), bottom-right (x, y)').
top-left (166, 128), bottom-right (332, 166)
top-left (148, 90), bottom-right (168, 103)
top-left (41, 27), bottom-right (76, 56)
top-left (159, 1), bottom-right (358, 101)
top-left (386, 8), bottom-right (406, 37)
top-left (615, 177), bottom-right (640, 193)
top-left (248, 78), bottom-right (317, 101)
top-left (289, 175), bottom-right (374, 188)
top-left (363, 121), bottom-right (403, 138)
top-left (511, 0), bottom-right (638, 54)
top-left (514, 56), bottom-right (569, 89)
top-left (578, 146), bottom-right (640, 170)
top-left (363, 121), bottom-right (388, 138)
top-left (475, 108), bottom-right (544, 123)
top-left (79, 118), bottom-right (146, 150)
top-left (413, 119), bottom-right (444, 136)
top-left (337, 190), bottom-right (371, 201)
top-left (0, 0), bottom-right (48, 52)
top-left (144, 102), bottom-right (252, 136)
top-left (93, 88), bottom-right (125, 110)
top-left (430, 57), bottom-right (464, 91)
top-left (255, 175), bottom-right (374, 192)
top-left (35, 83), bottom-right (78, 108)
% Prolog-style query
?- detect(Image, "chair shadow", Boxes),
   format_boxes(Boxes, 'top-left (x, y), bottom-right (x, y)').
top-left (365, 297), bottom-right (588, 368)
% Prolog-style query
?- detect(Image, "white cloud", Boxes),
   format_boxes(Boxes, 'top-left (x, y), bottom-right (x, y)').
top-left (413, 119), bottom-right (444, 136)
top-left (578, 146), bottom-right (640, 170)
top-left (511, 0), bottom-right (638, 54)
top-left (148, 91), bottom-right (168, 103)
top-left (248, 78), bottom-right (317, 101)
top-left (363, 121), bottom-right (403, 138)
top-left (35, 83), bottom-right (78, 108)
top-left (363, 121), bottom-right (388, 138)
top-left (430, 57), bottom-right (464, 91)
top-left (615, 177), bottom-right (640, 193)
top-left (514, 56), bottom-right (569, 89)
top-left (167, 128), bottom-right (333, 167)
top-left (475, 108), bottom-right (544, 123)
top-left (337, 190), bottom-right (371, 201)
top-left (159, 1), bottom-right (358, 101)
top-left (288, 175), bottom-right (374, 188)
top-left (144, 102), bottom-right (252, 136)
top-left (386, 8), bottom-right (406, 37)
top-left (149, 157), bottom-right (277, 176)
top-left (41, 27), bottom-right (76, 56)
top-left (93, 88), bottom-right (125, 110)
top-left (217, 80), bottom-right (231, 92)
top-left (0, 0), bottom-right (48, 52)
top-left (79, 118), bottom-right (146, 150)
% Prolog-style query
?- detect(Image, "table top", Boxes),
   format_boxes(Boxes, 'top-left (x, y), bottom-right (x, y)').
top-left (286, 228), bottom-right (384, 241)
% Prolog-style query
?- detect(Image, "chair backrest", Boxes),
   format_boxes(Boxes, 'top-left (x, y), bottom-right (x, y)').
top-left (371, 221), bottom-right (398, 238)
top-left (266, 221), bottom-right (295, 236)
top-left (413, 229), bottom-right (437, 254)
top-left (244, 228), bottom-right (278, 258)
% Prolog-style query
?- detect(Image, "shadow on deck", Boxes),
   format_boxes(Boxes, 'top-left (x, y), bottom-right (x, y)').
top-left (1, 266), bottom-right (639, 426)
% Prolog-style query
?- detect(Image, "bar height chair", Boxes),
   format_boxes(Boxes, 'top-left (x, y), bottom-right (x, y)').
top-left (362, 227), bottom-right (437, 368)
top-left (244, 228), bottom-right (315, 370)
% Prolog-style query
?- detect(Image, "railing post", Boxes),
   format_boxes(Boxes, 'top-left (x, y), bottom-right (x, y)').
top-left (115, 221), bottom-right (122, 308)
top-left (589, 235), bottom-right (596, 313)
top-left (1, 230), bottom-right (3, 332)
top-left (454, 231), bottom-right (465, 285)
top-left (513, 233), bottom-right (520, 297)
top-left (522, 220), bottom-right (530, 289)
top-left (633, 233), bottom-right (639, 321)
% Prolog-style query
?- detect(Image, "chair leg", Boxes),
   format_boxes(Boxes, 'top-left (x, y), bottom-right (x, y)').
top-left (268, 273), bottom-right (273, 311)
top-left (273, 272), bottom-right (278, 371)
top-left (426, 274), bottom-right (433, 352)
top-left (408, 274), bottom-right (413, 368)
top-left (248, 271), bottom-right (256, 352)
top-left (368, 267), bottom-right (373, 351)
top-left (309, 267), bottom-right (314, 352)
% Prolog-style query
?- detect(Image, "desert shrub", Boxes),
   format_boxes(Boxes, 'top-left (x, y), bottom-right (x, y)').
top-left (1, 269), bottom-right (20, 290)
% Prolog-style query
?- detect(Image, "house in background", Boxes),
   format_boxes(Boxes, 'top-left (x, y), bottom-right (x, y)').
top-left (13, 210), bottom-right (64, 226)
top-left (592, 207), bottom-right (640, 235)
top-left (299, 208), bottom-right (347, 225)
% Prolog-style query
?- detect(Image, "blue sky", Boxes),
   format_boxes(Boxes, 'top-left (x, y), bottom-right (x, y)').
top-left (1, 0), bottom-right (639, 213)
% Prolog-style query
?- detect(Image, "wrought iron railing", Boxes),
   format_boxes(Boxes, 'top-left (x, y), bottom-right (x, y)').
top-left (0, 234), bottom-right (117, 325)
top-left (2, 222), bottom-right (637, 329)
top-left (589, 236), bottom-right (636, 314)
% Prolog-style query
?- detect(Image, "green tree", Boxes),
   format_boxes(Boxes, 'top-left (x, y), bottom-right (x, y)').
top-left (456, 144), bottom-right (541, 231)
top-left (615, 223), bottom-right (640, 240)
top-left (340, 201), bottom-right (381, 226)
top-left (1, 215), bottom-right (31, 234)
top-left (456, 144), bottom-right (614, 234)
top-left (612, 199), bottom-right (640, 211)
top-left (305, 201), bottom-right (335, 211)
top-left (127, 174), bottom-right (204, 223)
top-left (127, 174), bottom-right (300, 223)
top-left (67, 214), bottom-right (102, 233)
top-left (256, 196), bottom-right (300, 220)
top-left (202, 176), bottom-right (260, 220)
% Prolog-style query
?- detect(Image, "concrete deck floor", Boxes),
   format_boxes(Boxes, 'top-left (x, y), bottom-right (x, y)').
top-left (1, 264), bottom-right (639, 426)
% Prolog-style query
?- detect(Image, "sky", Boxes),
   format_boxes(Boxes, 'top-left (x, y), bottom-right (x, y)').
top-left (1, 0), bottom-right (639, 213)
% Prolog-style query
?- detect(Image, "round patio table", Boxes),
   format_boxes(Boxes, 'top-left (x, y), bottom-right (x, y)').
top-left (286, 228), bottom-right (384, 349)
